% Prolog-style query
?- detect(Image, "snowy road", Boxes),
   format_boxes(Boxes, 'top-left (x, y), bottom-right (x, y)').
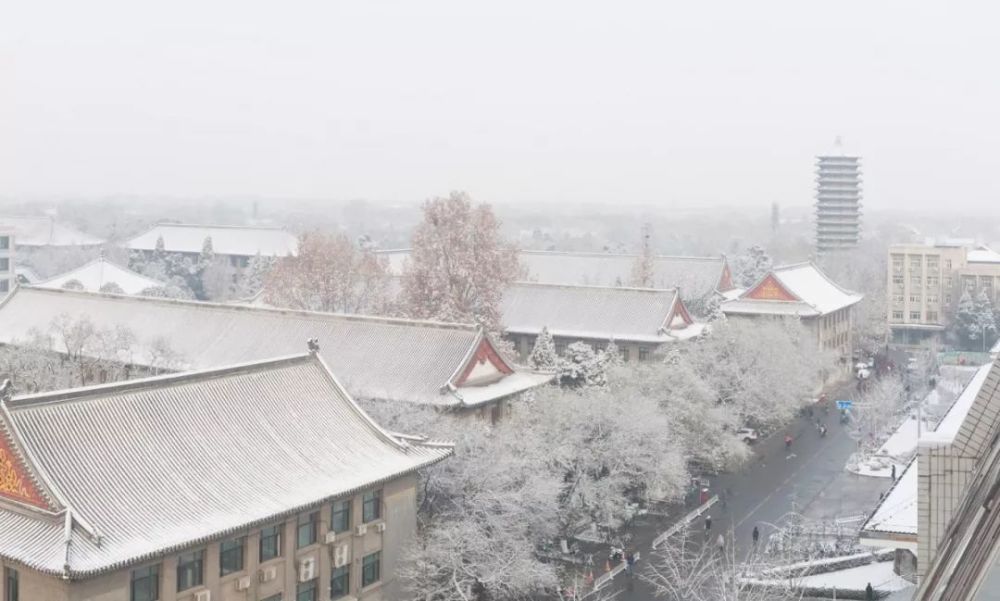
top-left (608, 379), bottom-right (888, 600)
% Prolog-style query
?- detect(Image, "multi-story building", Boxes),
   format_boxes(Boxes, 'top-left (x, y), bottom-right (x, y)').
top-left (0, 352), bottom-right (452, 601)
top-left (0, 231), bottom-right (13, 296)
top-left (887, 241), bottom-right (1000, 345)
top-left (815, 153), bottom-right (862, 253)
top-left (501, 282), bottom-right (703, 362)
top-left (721, 262), bottom-right (863, 370)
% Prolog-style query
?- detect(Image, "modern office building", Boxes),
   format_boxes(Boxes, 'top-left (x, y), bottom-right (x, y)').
top-left (887, 241), bottom-right (1000, 345)
top-left (815, 152), bottom-right (862, 253)
top-left (0, 231), bottom-right (12, 296)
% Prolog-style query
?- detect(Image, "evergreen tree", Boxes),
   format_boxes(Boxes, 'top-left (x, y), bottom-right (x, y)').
top-left (603, 338), bottom-right (624, 369)
top-left (733, 245), bottom-right (773, 288)
top-left (528, 327), bottom-right (559, 372)
top-left (976, 289), bottom-right (998, 348)
top-left (557, 342), bottom-right (607, 388)
top-left (703, 294), bottom-right (726, 322)
top-left (956, 289), bottom-right (979, 345)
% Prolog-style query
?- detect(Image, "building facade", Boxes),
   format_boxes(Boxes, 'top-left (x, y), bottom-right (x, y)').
top-left (815, 154), bottom-right (862, 253)
top-left (888, 242), bottom-right (1000, 345)
top-left (0, 354), bottom-right (452, 601)
top-left (0, 231), bottom-right (12, 296)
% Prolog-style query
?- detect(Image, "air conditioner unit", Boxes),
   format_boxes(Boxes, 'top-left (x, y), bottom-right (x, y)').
top-left (194, 591), bottom-right (211, 601)
top-left (324, 530), bottom-right (339, 544)
top-left (375, 522), bottom-right (387, 533)
top-left (258, 566), bottom-right (277, 583)
top-left (298, 556), bottom-right (316, 582)
top-left (333, 544), bottom-right (350, 568)
top-left (236, 576), bottom-right (251, 591)
top-left (355, 524), bottom-right (367, 537)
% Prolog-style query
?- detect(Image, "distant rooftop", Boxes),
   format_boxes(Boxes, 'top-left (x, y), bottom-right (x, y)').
top-left (35, 257), bottom-right (163, 294)
top-left (722, 262), bottom-right (863, 318)
top-left (0, 216), bottom-right (104, 247)
top-left (125, 223), bottom-right (298, 257)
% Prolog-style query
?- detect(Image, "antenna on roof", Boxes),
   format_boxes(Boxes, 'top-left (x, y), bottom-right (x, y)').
top-left (307, 338), bottom-right (320, 354)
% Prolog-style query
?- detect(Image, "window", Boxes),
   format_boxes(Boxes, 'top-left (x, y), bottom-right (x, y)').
top-left (176, 550), bottom-right (204, 592)
top-left (910, 311), bottom-right (921, 321)
top-left (620, 347), bottom-right (629, 362)
top-left (362, 551), bottom-right (381, 588)
top-left (298, 511), bottom-right (320, 548)
top-left (130, 565), bottom-right (159, 601)
top-left (927, 311), bottom-right (939, 322)
top-left (909, 294), bottom-right (921, 303)
top-left (331, 565), bottom-right (351, 599)
top-left (892, 311), bottom-right (904, 321)
top-left (892, 275), bottom-right (904, 285)
top-left (638, 347), bottom-right (650, 361)
top-left (5, 567), bottom-right (18, 601)
top-left (331, 499), bottom-right (351, 533)
top-left (297, 578), bottom-right (318, 601)
top-left (363, 490), bottom-right (382, 523)
top-left (220, 537), bottom-right (245, 576)
top-left (0, 237), bottom-right (8, 250)
top-left (259, 524), bottom-right (282, 562)
top-left (0, 280), bottom-right (8, 293)
top-left (0, 259), bottom-right (8, 272)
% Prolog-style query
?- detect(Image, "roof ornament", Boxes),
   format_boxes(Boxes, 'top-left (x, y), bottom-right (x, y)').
top-left (306, 338), bottom-right (320, 354)
top-left (0, 378), bottom-right (12, 402)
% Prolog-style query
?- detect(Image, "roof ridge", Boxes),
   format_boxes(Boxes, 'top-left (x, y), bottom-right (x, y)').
top-left (512, 281), bottom-right (679, 293)
top-left (152, 222), bottom-right (290, 232)
top-left (34, 257), bottom-right (162, 288)
top-left (17, 285), bottom-right (480, 332)
top-left (518, 249), bottom-right (721, 261)
top-left (8, 353), bottom-right (316, 409)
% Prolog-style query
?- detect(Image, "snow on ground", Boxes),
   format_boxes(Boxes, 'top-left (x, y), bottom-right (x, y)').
top-left (749, 560), bottom-right (913, 595)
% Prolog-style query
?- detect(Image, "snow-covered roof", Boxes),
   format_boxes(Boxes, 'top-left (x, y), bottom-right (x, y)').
top-left (0, 353), bottom-right (453, 577)
top-left (721, 262), bottom-right (863, 318)
top-left (501, 282), bottom-right (701, 344)
top-left (860, 459), bottom-right (918, 544)
top-left (14, 266), bottom-right (41, 284)
top-left (0, 286), bottom-right (548, 408)
top-left (34, 257), bottom-right (163, 294)
top-left (379, 249), bottom-right (734, 299)
top-left (125, 223), bottom-right (298, 257)
top-left (0, 216), bottom-right (104, 247)
top-left (966, 247), bottom-right (1000, 264)
top-left (921, 362), bottom-right (993, 446)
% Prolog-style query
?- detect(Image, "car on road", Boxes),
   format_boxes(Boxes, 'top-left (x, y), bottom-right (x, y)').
top-left (737, 427), bottom-right (759, 444)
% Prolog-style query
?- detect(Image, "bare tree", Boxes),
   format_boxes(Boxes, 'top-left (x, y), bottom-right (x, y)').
top-left (263, 231), bottom-right (392, 315)
top-left (400, 191), bottom-right (520, 341)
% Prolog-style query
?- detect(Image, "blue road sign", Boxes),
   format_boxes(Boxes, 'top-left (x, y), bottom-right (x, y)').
top-left (836, 400), bottom-right (853, 410)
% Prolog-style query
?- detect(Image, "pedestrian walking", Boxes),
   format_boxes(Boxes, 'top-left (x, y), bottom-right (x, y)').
top-left (784, 434), bottom-right (793, 450)
top-left (625, 550), bottom-right (635, 575)
top-left (716, 533), bottom-right (725, 554)
top-left (752, 526), bottom-right (760, 547)
top-left (865, 581), bottom-right (875, 600)
top-left (705, 515), bottom-right (712, 532)
top-left (892, 464), bottom-right (897, 481)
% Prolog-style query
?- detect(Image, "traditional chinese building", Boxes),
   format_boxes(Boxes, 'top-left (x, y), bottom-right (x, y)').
top-left (0, 286), bottom-right (551, 419)
top-left (125, 223), bottom-right (298, 268)
top-left (35, 256), bottom-right (163, 294)
top-left (0, 352), bottom-right (452, 601)
top-left (721, 262), bottom-right (863, 369)
top-left (501, 283), bottom-right (703, 362)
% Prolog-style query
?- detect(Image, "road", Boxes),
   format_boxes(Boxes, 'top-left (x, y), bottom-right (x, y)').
top-left (607, 379), bottom-right (890, 600)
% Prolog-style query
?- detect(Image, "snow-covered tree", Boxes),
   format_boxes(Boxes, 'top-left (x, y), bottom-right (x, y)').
top-left (558, 341), bottom-right (607, 388)
top-left (60, 279), bottom-right (84, 291)
top-left (400, 192), bottom-right (520, 341)
top-left (955, 288), bottom-right (979, 346)
top-left (733, 245), bottom-right (773, 288)
top-left (137, 284), bottom-right (194, 300)
top-left (528, 326), bottom-right (559, 371)
top-left (234, 253), bottom-right (276, 299)
top-left (263, 232), bottom-right (393, 315)
top-left (976, 289), bottom-right (998, 349)
top-left (603, 338), bottom-right (624, 369)
top-left (98, 282), bottom-right (124, 294)
top-left (703, 294), bottom-right (725, 322)
top-left (629, 223), bottom-right (655, 287)
top-left (854, 375), bottom-right (906, 446)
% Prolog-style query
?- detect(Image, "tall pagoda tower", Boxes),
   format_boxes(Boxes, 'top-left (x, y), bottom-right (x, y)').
top-left (815, 138), bottom-right (862, 253)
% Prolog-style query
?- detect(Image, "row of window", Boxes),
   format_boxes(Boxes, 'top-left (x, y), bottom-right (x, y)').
top-left (893, 310), bottom-right (940, 323)
top-left (130, 489), bottom-right (382, 600)
top-left (131, 551), bottom-right (380, 601)
top-left (548, 341), bottom-right (651, 362)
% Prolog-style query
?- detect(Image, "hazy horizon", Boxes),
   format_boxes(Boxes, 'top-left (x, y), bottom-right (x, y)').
top-left (3, 1), bottom-right (998, 210)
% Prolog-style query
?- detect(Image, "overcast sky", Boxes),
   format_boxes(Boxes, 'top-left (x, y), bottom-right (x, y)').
top-left (1, 1), bottom-right (997, 210)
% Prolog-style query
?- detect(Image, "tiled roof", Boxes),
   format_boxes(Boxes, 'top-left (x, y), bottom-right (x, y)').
top-left (126, 223), bottom-right (298, 257)
top-left (722, 262), bottom-right (862, 317)
top-left (379, 249), bottom-right (732, 299)
top-left (0, 217), bottom-right (104, 247)
top-left (501, 282), bottom-right (700, 344)
top-left (0, 286), bottom-right (548, 407)
top-left (35, 257), bottom-right (163, 294)
top-left (0, 354), bottom-right (453, 577)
